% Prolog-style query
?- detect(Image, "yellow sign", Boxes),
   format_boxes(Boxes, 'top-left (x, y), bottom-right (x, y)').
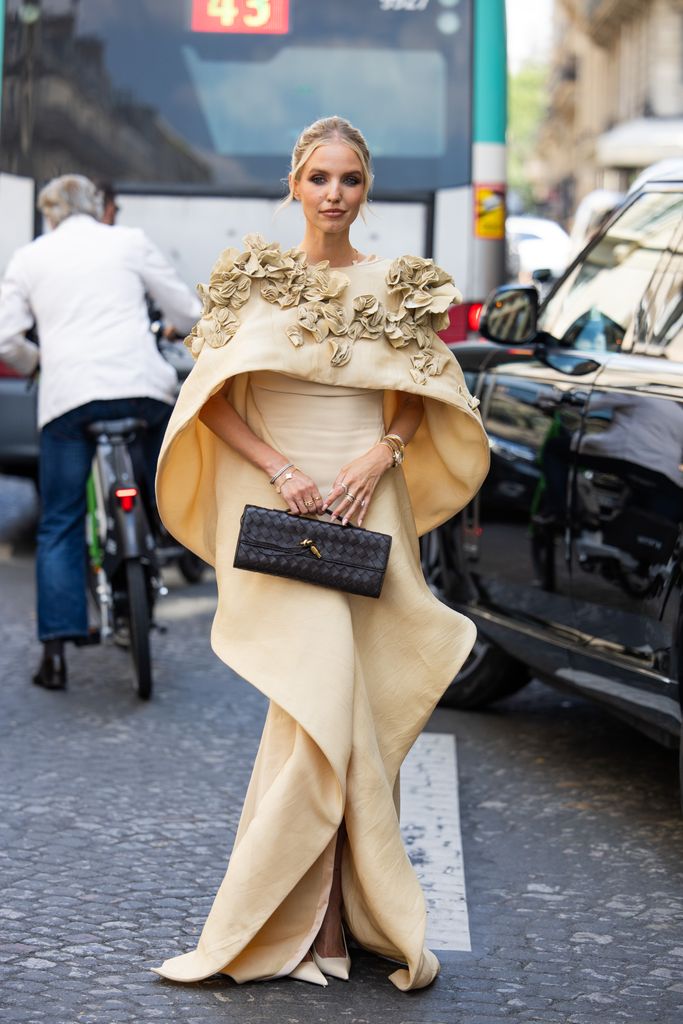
top-left (474, 184), bottom-right (506, 240)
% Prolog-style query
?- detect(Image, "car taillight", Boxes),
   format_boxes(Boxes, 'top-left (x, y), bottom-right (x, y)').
top-left (115, 487), bottom-right (138, 512)
top-left (467, 302), bottom-right (483, 333)
top-left (0, 359), bottom-right (22, 379)
top-left (438, 302), bottom-right (485, 344)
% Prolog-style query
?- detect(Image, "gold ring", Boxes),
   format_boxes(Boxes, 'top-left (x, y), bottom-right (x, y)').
top-left (304, 499), bottom-right (314, 508)
top-left (360, 499), bottom-right (366, 507)
top-left (345, 492), bottom-right (356, 502)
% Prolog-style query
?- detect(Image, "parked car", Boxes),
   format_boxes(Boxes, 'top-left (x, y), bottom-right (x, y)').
top-left (506, 214), bottom-right (571, 289)
top-left (426, 162), bottom-right (683, 804)
top-left (566, 188), bottom-right (624, 261)
top-left (0, 359), bottom-right (38, 479)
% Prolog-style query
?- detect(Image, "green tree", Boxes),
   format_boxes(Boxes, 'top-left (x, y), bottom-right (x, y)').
top-left (508, 62), bottom-right (549, 211)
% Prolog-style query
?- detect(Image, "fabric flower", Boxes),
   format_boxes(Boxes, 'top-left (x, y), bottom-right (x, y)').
top-left (409, 349), bottom-right (448, 385)
top-left (183, 308), bottom-right (239, 358)
top-left (211, 247), bottom-right (241, 275)
top-left (303, 264), bottom-right (350, 302)
top-left (430, 310), bottom-right (452, 333)
top-left (384, 311), bottom-right (410, 347)
top-left (403, 281), bottom-right (458, 318)
top-left (208, 269), bottom-right (251, 310)
top-left (196, 282), bottom-right (214, 316)
top-left (458, 384), bottom-right (481, 411)
top-left (205, 246), bottom-right (252, 310)
top-left (184, 321), bottom-right (205, 358)
top-left (260, 266), bottom-right (308, 308)
top-left (321, 300), bottom-right (349, 336)
top-left (386, 255), bottom-right (462, 318)
top-left (235, 234), bottom-right (287, 279)
top-left (385, 255), bottom-right (461, 353)
top-left (328, 338), bottom-right (353, 367)
top-left (207, 306), bottom-right (240, 348)
top-left (386, 255), bottom-right (430, 298)
top-left (384, 313), bottom-right (433, 350)
top-left (349, 294), bottom-right (386, 341)
top-left (285, 324), bottom-right (305, 348)
top-left (295, 302), bottom-right (330, 343)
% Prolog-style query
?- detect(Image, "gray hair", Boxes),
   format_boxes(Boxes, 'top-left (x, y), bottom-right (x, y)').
top-left (38, 174), bottom-right (104, 227)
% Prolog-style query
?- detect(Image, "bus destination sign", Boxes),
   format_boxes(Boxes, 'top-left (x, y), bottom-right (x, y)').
top-left (191, 0), bottom-right (290, 35)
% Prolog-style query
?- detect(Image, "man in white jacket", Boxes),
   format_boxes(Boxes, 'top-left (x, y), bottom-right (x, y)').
top-left (0, 175), bottom-right (202, 690)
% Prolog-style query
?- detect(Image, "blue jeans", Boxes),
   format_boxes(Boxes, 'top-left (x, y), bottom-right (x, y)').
top-left (37, 397), bottom-right (172, 642)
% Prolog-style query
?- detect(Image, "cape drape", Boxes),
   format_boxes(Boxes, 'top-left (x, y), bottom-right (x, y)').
top-left (152, 239), bottom-right (489, 991)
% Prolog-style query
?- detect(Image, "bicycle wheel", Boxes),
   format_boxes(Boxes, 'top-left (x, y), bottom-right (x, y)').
top-left (125, 559), bottom-right (153, 700)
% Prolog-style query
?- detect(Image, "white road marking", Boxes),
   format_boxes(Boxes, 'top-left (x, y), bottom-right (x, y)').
top-left (401, 732), bottom-right (471, 952)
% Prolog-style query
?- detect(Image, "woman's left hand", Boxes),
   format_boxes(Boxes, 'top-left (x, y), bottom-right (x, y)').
top-left (323, 443), bottom-right (393, 527)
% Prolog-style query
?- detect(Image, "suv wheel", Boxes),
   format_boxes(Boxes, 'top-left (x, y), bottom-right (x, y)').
top-left (421, 524), bottom-right (530, 710)
top-left (439, 636), bottom-right (530, 709)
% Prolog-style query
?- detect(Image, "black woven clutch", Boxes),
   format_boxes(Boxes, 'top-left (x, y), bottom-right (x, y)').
top-left (234, 505), bottom-right (392, 599)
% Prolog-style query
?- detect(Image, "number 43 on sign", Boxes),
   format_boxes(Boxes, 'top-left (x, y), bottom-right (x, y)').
top-left (191, 0), bottom-right (290, 34)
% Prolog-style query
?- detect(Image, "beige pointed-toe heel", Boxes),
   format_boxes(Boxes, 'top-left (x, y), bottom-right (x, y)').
top-left (312, 928), bottom-right (351, 981)
top-left (289, 958), bottom-right (328, 987)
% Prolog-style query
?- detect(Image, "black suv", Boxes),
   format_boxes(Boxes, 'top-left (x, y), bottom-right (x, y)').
top-left (426, 165), bottom-right (683, 800)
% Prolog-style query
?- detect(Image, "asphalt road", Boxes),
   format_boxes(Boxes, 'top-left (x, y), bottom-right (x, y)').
top-left (1, 476), bottom-right (683, 1024)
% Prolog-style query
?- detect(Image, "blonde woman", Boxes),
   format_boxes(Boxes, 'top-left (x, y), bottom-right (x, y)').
top-left (152, 117), bottom-right (489, 991)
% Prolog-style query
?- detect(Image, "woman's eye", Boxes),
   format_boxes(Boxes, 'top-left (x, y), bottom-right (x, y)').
top-left (344, 177), bottom-right (361, 186)
top-left (310, 175), bottom-right (326, 185)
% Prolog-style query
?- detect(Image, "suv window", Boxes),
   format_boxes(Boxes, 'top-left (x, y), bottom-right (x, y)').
top-left (629, 222), bottom-right (683, 358)
top-left (538, 190), bottom-right (683, 353)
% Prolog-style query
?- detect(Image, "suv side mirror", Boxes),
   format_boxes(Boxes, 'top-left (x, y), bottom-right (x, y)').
top-left (532, 267), bottom-right (553, 283)
top-left (479, 285), bottom-right (539, 345)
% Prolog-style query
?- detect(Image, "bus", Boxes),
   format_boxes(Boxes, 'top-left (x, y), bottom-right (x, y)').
top-left (0, 0), bottom-right (506, 341)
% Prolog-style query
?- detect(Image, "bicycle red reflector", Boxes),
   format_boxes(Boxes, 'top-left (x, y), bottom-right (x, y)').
top-left (467, 302), bottom-right (483, 332)
top-left (115, 487), bottom-right (138, 512)
top-left (0, 358), bottom-right (22, 378)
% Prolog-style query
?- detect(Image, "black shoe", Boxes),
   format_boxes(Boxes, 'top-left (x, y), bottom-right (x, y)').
top-left (73, 629), bottom-right (101, 647)
top-left (32, 650), bottom-right (67, 691)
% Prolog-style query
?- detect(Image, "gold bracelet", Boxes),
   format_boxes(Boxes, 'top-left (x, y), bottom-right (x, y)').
top-left (276, 469), bottom-right (298, 494)
top-left (384, 433), bottom-right (406, 466)
top-left (379, 440), bottom-right (397, 465)
top-left (379, 439), bottom-right (402, 467)
top-left (270, 461), bottom-right (294, 485)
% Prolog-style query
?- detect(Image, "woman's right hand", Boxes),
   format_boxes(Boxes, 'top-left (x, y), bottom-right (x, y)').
top-left (279, 469), bottom-right (324, 516)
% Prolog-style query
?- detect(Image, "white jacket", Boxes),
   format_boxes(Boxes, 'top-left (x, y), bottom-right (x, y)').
top-left (0, 214), bottom-right (202, 427)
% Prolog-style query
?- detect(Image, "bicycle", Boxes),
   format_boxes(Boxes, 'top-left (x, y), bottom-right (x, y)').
top-left (85, 416), bottom-right (163, 700)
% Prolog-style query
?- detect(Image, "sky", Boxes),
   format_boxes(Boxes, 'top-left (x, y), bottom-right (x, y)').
top-left (506, 0), bottom-right (555, 72)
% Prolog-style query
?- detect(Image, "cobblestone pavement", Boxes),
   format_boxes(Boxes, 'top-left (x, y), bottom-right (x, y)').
top-left (1, 476), bottom-right (683, 1024)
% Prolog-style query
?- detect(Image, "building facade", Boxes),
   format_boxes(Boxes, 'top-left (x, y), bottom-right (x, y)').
top-left (534, 0), bottom-right (683, 222)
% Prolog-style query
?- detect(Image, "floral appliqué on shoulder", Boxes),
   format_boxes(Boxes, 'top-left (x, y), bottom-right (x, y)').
top-left (185, 235), bottom-right (465, 388)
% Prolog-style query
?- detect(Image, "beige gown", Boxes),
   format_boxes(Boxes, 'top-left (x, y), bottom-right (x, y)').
top-left (152, 239), bottom-right (490, 991)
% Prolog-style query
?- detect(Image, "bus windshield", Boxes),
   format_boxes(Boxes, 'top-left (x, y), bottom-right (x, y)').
top-left (2, 0), bottom-right (472, 195)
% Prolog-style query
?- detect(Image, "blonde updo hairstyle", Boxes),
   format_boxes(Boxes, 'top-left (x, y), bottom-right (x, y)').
top-left (282, 116), bottom-right (374, 216)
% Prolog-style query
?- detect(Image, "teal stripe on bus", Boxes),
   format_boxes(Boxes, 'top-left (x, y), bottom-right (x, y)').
top-left (473, 0), bottom-right (507, 145)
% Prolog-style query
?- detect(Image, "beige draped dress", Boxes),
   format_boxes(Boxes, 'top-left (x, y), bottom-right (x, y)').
top-left (151, 239), bottom-right (489, 991)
